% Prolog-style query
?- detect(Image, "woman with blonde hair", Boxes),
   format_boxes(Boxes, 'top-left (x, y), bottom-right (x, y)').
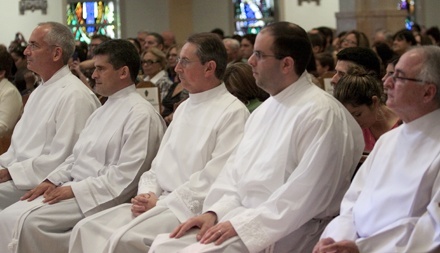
top-left (141, 47), bottom-right (173, 101)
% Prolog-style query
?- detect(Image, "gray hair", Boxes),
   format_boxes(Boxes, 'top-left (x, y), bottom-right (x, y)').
top-left (414, 46), bottom-right (440, 103)
top-left (39, 22), bottom-right (75, 64)
top-left (223, 38), bottom-right (240, 52)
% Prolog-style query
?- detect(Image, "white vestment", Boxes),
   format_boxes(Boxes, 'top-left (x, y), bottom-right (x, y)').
top-left (0, 85), bottom-right (166, 253)
top-left (0, 66), bottom-right (100, 210)
top-left (320, 108), bottom-right (440, 253)
top-left (150, 72), bottom-right (364, 253)
top-left (0, 78), bottom-right (22, 137)
top-left (69, 83), bottom-right (249, 253)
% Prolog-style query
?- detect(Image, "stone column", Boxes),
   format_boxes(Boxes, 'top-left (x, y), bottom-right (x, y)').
top-left (336, 0), bottom-right (408, 39)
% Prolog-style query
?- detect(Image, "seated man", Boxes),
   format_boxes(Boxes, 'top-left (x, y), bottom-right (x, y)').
top-left (150, 21), bottom-right (364, 253)
top-left (0, 39), bottom-right (166, 253)
top-left (0, 22), bottom-right (100, 210)
top-left (313, 46), bottom-right (440, 253)
top-left (69, 33), bottom-right (249, 253)
top-left (331, 46), bottom-right (381, 86)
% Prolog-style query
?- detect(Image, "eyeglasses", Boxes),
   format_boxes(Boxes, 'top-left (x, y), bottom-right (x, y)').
top-left (252, 50), bottom-right (284, 61)
top-left (176, 57), bottom-right (199, 68)
top-left (141, 60), bottom-right (160, 66)
top-left (26, 42), bottom-right (59, 51)
top-left (391, 73), bottom-right (426, 83)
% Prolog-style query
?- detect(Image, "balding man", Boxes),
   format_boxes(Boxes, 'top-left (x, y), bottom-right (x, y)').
top-left (314, 46), bottom-right (440, 253)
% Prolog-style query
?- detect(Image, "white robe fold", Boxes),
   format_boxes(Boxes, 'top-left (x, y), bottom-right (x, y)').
top-left (320, 108), bottom-right (440, 253)
top-left (0, 66), bottom-right (100, 200)
top-left (0, 85), bottom-right (166, 253)
top-left (69, 83), bottom-right (249, 253)
top-left (150, 72), bottom-right (364, 253)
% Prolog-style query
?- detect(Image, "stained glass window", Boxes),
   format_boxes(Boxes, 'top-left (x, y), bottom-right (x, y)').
top-left (66, 1), bottom-right (118, 43)
top-left (233, 0), bottom-right (275, 35)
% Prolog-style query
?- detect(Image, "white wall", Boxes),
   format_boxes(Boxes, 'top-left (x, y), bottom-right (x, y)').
top-left (281, 0), bottom-right (339, 32)
top-left (0, 0), bottom-right (65, 46)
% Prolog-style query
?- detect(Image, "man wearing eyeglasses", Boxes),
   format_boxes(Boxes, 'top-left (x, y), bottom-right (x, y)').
top-left (314, 46), bottom-right (440, 253)
top-left (150, 21), bottom-right (364, 253)
top-left (0, 22), bottom-right (100, 211)
top-left (68, 32), bottom-right (249, 253)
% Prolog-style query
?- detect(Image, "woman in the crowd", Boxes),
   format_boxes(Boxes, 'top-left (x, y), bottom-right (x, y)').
top-left (392, 29), bottom-right (417, 55)
top-left (165, 44), bottom-right (179, 82)
top-left (240, 33), bottom-right (256, 62)
top-left (223, 62), bottom-right (269, 113)
top-left (333, 66), bottom-right (400, 153)
top-left (141, 47), bottom-right (173, 101)
top-left (340, 30), bottom-right (370, 50)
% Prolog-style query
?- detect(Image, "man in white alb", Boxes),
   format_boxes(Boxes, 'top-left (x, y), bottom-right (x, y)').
top-left (313, 46), bottom-right (440, 253)
top-left (150, 21), bottom-right (364, 253)
top-left (0, 39), bottom-right (166, 253)
top-left (68, 32), bottom-right (249, 253)
top-left (0, 22), bottom-right (100, 210)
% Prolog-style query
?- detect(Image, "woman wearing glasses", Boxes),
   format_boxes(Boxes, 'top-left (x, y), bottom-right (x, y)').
top-left (141, 48), bottom-right (173, 101)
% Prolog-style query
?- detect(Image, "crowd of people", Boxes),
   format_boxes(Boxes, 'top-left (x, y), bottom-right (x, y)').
top-left (0, 19), bottom-right (439, 253)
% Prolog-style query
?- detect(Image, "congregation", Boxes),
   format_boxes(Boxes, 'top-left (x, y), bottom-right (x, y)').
top-left (0, 18), bottom-right (439, 253)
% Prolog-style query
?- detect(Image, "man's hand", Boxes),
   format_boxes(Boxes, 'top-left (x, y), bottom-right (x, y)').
top-left (21, 180), bottom-right (56, 201)
top-left (199, 221), bottom-right (238, 246)
top-left (43, 185), bottom-right (74, 204)
top-left (0, 168), bottom-right (12, 183)
top-left (170, 212), bottom-right (217, 240)
top-left (131, 192), bottom-right (158, 217)
top-left (313, 238), bottom-right (359, 253)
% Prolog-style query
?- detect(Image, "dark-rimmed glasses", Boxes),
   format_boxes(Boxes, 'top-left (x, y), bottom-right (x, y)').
top-left (141, 60), bottom-right (160, 66)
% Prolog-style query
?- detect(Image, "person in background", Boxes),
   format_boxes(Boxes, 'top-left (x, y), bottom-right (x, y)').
top-left (392, 29), bottom-right (417, 55)
top-left (313, 45), bottom-right (440, 253)
top-left (340, 30), bottom-right (370, 50)
top-left (144, 32), bottom-right (165, 52)
top-left (240, 33), bottom-right (256, 63)
top-left (141, 47), bottom-right (173, 102)
top-left (331, 47), bottom-right (381, 86)
top-left (9, 45), bottom-right (33, 93)
top-left (315, 52), bottom-right (335, 77)
top-left (224, 62), bottom-right (268, 112)
top-left (223, 38), bottom-right (242, 65)
top-left (161, 31), bottom-right (176, 52)
top-left (0, 22), bottom-right (100, 211)
top-left (333, 66), bottom-right (400, 154)
top-left (0, 45), bottom-right (22, 138)
top-left (165, 44), bottom-right (179, 82)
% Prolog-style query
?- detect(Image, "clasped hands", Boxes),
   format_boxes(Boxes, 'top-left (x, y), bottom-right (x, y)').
top-left (170, 211), bottom-right (238, 246)
top-left (313, 238), bottom-right (359, 253)
top-left (131, 192), bottom-right (158, 217)
top-left (20, 180), bottom-right (74, 204)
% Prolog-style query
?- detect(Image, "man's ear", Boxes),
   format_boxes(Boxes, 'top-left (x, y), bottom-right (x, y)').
top-left (0, 70), bottom-right (5, 79)
top-left (423, 83), bottom-right (437, 103)
top-left (281, 56), bottom-right (294, 74)
top-left (119, 66), bottom-right (130, 79)
top-left (205, 60), bottom-right (217, 76)
top-left (53, 47), bottom-right (63, 62)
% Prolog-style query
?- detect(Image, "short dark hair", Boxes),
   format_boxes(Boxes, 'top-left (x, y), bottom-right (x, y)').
top-left (0, 45), bottom-right (13, 78)
top-left (93, 39), bottom-right (140, 83)
top-left (315, 52), bottom-right (335, 71)
top-left (242, 34), bottom-right (256, 45)
top-left (90, 34), bottom-right (111, 43)
top-left (186, 32), bottom-right (228, 80)
top-left (393, 29), bottom-right (417, 46)
top-left (337, 47), bottom-right (381, 79)
top-left (262, 22), bottom-right (312, 75)
top-left (308, 33), bottom-right (324, 52)
top-left (148, 32), bottom-right (164, 47)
